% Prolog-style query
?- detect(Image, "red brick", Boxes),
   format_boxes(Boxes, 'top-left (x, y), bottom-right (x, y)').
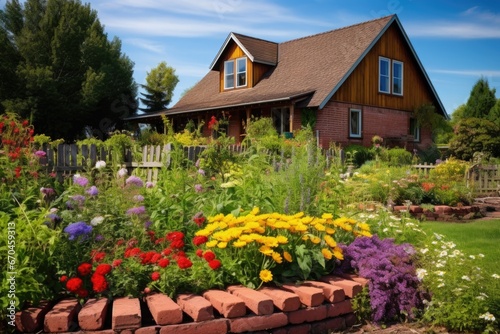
top-left (338, 274), bottom-right (370, 287)
top-left (136, 326), bottom-right (160, 334)
top-left (344, 312), bottom-right (358, 327)
top-left (258, 286), bottom-right (301, 312)
top-left (409, 205), bottom-right (423, 213)
top-left (281, 284), bottom-right (324, 307)
top-left (160, 318), bottom-right (228, 334)
top-left (303, 280), bottom-right (346, 303)
top-left (44, 299), bottom-right (81, 333)
top-left (79, 330), bottom-right (115, 334)
top-left (229, 312), bottom-right (288, 333)
top-left (146, 293), bottom-right (183, 325)
top-left (202, 289), bottom-right (246, 318)
top-left (328, 299), bottom-right (353, 317)
top-left (434, 205), bottom-right (452, 214)
top-left (78, 298), bottom-right (108, 330)
top-left (320, 276), bottom-right (362, 298)
top-left (311, 317), bottom-right (346, 333)
top-left (278, 323), bottom-right (311, 334)
top-left (227, 285), bottom-right (274, 315)
top-left (16, 300), bottom-right (53, 333)
top-left (112, 297), bottom-right (141, 330)
top-left (392, 205), bottom-right (406, 212)
top-left (176, 293), bottom-right (214, 322)
top-left (287, 304), bottom-right (328, 324)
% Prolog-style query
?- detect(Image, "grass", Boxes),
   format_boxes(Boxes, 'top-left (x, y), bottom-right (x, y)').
top-left (421, 219), bottom-right (500, 275)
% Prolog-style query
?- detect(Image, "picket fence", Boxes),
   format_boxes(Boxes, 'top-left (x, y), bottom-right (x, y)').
top-left (39, 144), bottom-right (500, 195)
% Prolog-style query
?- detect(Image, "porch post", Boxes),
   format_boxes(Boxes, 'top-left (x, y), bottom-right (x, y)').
top-left (289, 104), bottom-right (295, 132)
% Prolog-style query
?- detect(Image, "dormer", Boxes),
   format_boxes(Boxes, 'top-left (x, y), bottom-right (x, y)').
top-left (210, 33), bottom-right (278, 92)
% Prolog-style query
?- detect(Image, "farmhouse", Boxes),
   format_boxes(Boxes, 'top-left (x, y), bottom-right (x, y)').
top-left (128, 14), bottom-right (447, 149)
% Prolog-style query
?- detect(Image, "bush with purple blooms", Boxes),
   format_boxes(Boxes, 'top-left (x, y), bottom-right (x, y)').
top-left (336, 235), bottom-right (424, 323)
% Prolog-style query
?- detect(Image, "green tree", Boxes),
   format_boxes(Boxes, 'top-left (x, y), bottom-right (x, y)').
top-left (487, 98), bottom-right (500, 127)
top-left (462, 77), bottom-right (496, 119)
top-left (0, 0), bottom-right (137, 141)
top-left (449, 118), bottom-right (500, 160)
top-left (139, 61), bottom-right (179, 113)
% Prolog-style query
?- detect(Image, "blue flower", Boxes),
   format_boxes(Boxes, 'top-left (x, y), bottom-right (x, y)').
top-left (64, 222), bottom-right (92, 241)
top-left (125, 176), bottom-right (144, 187)
top-left (86, 186), bottom-right (99, 196)
top-left (73, 175), bottom-right (89, 187)
top-left (126, 206), bottom-right (146, 215)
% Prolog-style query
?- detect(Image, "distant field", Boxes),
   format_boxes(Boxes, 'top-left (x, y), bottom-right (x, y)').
top-left (421, 219), bottom-right (500, 275)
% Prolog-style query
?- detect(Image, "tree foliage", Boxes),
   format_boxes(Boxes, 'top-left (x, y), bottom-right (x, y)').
top-left (449, 118), bottom-right (500, 161)
top-left (139, 61), bottom-right (179, 113)
top-left (0, 0), bottom-right (137, 141)
top-left (462, 77), bottom-right (496, 119)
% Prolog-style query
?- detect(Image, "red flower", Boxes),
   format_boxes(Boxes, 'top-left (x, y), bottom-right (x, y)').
top-left (208, 259), bottom-right (222, 270)
top-left (193, 216), bottom-right (206, 227)
top-left (151, 271), bottom-right (160, 281)
top-left (170, 239), bottom-right (185, 249)
top-left (91, 251), bottom-right (106, 262)
top-left (140, 251), bottom-right (160, 264)
top-left (14, 166), bottom-right (22, 178)
top-left (162, 248), bottom-right (172, 256)
top-left (66, 277), bottom-right (83, 293)
top-left (158, 258), bottom-right (170, 268)
top-left (116, 239), bottom-right (125, 246)
top-left (177, 256), bottom-right (193, 269)
top-left (60, 275), bottom-right (68, 283)
top-left (91, 274), bottom-right (108, 293)
top-left (421, 182), bottom-right (435, 192)
top-left (193, 236), bottom-right (208, 246)
top-left (166, 231), bottom-right (184, 242)
top-left (95, 263), bottom-right (112, 275)
top-left (203, 251), bottom-right (216, 262)
top-left (112, 259), bottom-right (122, 267)
top-left (151, 253), bottom-right (162, 263)
top-left (125, 247), bottom-right (141, 258)
top-left (77, 289), bottom-right (89, 298)
top-left (22, 120), bottom-right (29, 127)
top-left (77, 263), bottom-right (93, 276)
top-left (195, 249), bottom-right (203, 258)
top-left (208, 116), bottom-right (218, 130)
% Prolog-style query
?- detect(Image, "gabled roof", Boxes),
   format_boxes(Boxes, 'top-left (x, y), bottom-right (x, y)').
top-left (162, 14), bottom-right (446, 118)
top-left (210, 33), bottom-right (278, 69)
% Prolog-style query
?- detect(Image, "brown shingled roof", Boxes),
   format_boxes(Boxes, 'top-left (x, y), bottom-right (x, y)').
top-left (163, 15), bottom-right (444, 116)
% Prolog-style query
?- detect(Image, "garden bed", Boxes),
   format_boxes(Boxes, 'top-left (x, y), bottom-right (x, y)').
top-left (15, 275), bottom-right (366, 334)
top-left (392, 204), bottom-right (483, 221)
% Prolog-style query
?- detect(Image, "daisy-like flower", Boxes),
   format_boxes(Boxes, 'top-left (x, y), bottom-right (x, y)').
top-left (95, 160), bottom-right (106, 169)
top-left (479, 312), bottom-right (496, 322)
top-left (259, 269), bottom-right (273, 282)
top-left (416, 268), bottom-right (427, 280)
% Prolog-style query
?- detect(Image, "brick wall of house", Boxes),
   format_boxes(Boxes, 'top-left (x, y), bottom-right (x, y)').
top-left (314, 101), bottom-right (433, 150)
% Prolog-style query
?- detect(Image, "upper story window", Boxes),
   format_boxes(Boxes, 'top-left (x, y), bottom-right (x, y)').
top-left (392, 60), bottom-right (403, 95)
top-left (379, 57), bottom-right (390, 94)
top-left (379, 56), bottom-right (403, 96)
top-left (224, 57), bottom-right (247, 89)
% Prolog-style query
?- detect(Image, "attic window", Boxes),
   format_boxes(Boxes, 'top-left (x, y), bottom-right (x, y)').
top-left (224, 57), bottom-right (247, 89)
top-left (379, 57), bottom-right (390, 94)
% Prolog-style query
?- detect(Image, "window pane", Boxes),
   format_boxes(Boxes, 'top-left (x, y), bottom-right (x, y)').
top-left (236, 58), bottom-right (246, 87)
top-left (379, 58), bottom-right (390, 93)
top-left (237, 73), bottom-right (246, 86)
top-left (380, 76), bottom-right (389, 93)
top-left (380, 59), bottom-right (389, 76)
top-left (393, 61), bottom-right (403, 95)
top-left (350, 110), bottom-right (361, 137)
top-left (224, 61), bottom-right (234, 89)
top-left (237, 58), bottom-right (246, 72)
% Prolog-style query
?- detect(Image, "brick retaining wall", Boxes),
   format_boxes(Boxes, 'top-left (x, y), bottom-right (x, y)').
top-left (15, 275), bottom-right (367, 334)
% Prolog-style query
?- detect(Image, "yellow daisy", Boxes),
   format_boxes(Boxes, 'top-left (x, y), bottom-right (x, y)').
top-left (259, 269), bottom-right (273, 282)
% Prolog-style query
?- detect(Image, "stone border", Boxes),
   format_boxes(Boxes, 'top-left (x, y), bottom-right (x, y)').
top-left (15, 275), bottom-right (368, 334)
top-left (393, 205), bottom-right (482, 221)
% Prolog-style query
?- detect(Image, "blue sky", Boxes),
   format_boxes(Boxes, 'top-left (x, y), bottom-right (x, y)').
top-left (84, 0), bottom-right (500, 117)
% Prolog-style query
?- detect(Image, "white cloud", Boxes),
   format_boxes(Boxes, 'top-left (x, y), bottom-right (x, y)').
top-left (125, 39), bottom-right (166, 54)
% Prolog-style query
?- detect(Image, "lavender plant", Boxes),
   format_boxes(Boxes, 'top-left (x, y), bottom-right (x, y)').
top-left (336, 235), bottom-right (424, 323)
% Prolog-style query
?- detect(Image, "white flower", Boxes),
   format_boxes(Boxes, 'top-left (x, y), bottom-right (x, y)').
top-left (382, 228), bottom-right (389, 233)
top-left (117, 168), bottom-right (128, 178)
top-left (461, 275), bottom-right (471, 281)
top-left (416, 268), bottom-right (427, 280)
top-left (90, 216), bottom-right (105, 226)
top-left (439, 250), bottom-right (448, 257)
top-left (420, 248), bottom-right (429, 254)
top-left (435, 271), bottom-right (445, 277)
top-left (480, 312), bottom-right (496, 322)
top-left (95, 160), bottom-right (106, 169)
top-left (478, 253), bottom-right (485, 258)
top-left (492, 273), bottom-right (500, 279)
top-left (437, 283), bottom-right (445, 288)
top-left (469, 255), bottom-right (476, 260)
top-left (436, 262), bottom-right (445, 268)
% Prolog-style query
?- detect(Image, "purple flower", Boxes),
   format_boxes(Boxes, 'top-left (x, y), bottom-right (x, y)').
top-left (95, 234), bottom-right (104, 242)
top-left (45, 213), bottom-right (62, 227)
top-left (34, 150), bottom-right (46, 158)
top-left (126, 175), bottom-right (144, 187)
top-left (144, 221), bottom-right (153, 229)
top-left (117, 168), bottom-right (128, 178)
top-left (194, 184), bottom-right (203, 193)
top-left (126, 206), bottom-right (146, 215)
top-left (133, 195), bottom-right (144, 202)
top-left (86, 186), bottom-right (99, 196)
top-left (40, 187), bottom-right (55, 196)
top-left (64, 222), bottom-right (92, 241)
top-left (195, 159), bottom-right (200, 168)
top-left (73, 175), bottom-right (89, 187)
top-left (145, 182), bottom-right (154, 188)
top-left (70, 195), bottom-right (86, 204)
top-left (198, 169), bottom-right (205, 176)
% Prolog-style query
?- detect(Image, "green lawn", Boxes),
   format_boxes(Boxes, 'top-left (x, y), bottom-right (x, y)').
top-left (421, 219), bottom-right (500, 275)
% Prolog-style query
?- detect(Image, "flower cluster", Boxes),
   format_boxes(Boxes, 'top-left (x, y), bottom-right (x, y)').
top-left (61, 259), bottom-right (113, 298)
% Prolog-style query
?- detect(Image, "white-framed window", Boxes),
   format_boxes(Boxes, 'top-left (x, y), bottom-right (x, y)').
top-left (409, 118), bottom-right (420, 142)
top-left (224, 57), bottom-right (247, 90)
top-left (224, 60), bottom-right (234, 89)
top-left (393, 60), bottom-right (403, 95)
top-left (271, 107), bottom-right (290, 135)
top-left (236, 57), bottom-right (247, 87)
top-left (349, 108), bottom-right (362, 138)
top-left (379, 57), bottom-right (390, 94)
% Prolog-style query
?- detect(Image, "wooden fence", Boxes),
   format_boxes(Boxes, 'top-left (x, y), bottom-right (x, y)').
top-left (467, 164), bottom-right (500, 195)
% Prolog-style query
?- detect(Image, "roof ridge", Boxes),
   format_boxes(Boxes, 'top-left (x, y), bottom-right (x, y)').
top-left (280, 14), bottom-right (394, 45)
top-left (231, 32), bottom-right (278, 45)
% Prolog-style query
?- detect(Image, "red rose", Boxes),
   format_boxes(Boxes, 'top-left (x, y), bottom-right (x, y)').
top-left (60, 275), bottom-right (68, 283)
top-left (193, 236), bottom-right (208, 246)
top-left (158, 258), bottom-right (170, 268)
top-left (112, 259), bottom-right (123, 267)
top-left (125, 247), bottom-right (141, 258)
top-left (166, 231), bottom-right (184, 241)
top-left (203, 251), bottom-right (216, 262)
top-left (162, 248), bottom-right (172, 256)
top-left (77, 263), bottom-right (93, 276)
top-left (151, 253), bottom-right (162, 264)
top-left (95, 263), bottom-right (112, 275)
top-left (176, 257), bottom-right (193, 269)
top-left (77, 289), bottom-right (89, 298)
top-left (91, 274), bottom-right (108, 293)
top-left (151, 271), bottom-right (160, 281)
top-left (170, 239), bottom-right (185, 249)
top-left (208, 259), bottom-right (222, 270)
top-left (195, 249), bottom-right (203, 258)
top-left (66, 277), bottom-right (83, 293)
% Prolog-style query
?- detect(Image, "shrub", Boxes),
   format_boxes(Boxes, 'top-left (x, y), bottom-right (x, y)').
top-left (380, 147), bottom-right (413, 166)
top-left (344, 144), bottom-right (374, 167)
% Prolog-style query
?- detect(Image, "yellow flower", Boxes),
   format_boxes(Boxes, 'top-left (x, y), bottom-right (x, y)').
top-left (321, 248), bottom-right (333, 260)
top-left (276, 235), bottom-right (288, 244)
top-left (232, 240), bottom-right (247, 248)
top-left (293, 212), bottom-right (305, 218)
top-left (322, 213), bottom-right (333, 220)
top-left (206, 240), bottom-right (218, 248)
top-left (217, 242), bottom-right (228, 249)
top-left (310, 236), bottom-right (321, 244)
top-left (325, 227), bottom-right (336, 235)
top-left (314, 223), bottom-right (326, 232)
top-left (259, 245), bottom-right (273, 256)
top-left (358, 222), bottom-right (370, 231)
top-left (324, 235), bottom-right (337, 248)
top-left (250, 207), bottom-right (260, 215)
top-left (333, 246), bottom-right (344, 260)
top-left (272, 252), bottom-right (283, 264)
top-left (259, 269), bottom-right (273, 282)
top-left (361, 230), bottom-right (373, 237)
top-left (263, 237), bottom-right (279, 248)
top-left (283, 251), bottom-right (293, 262)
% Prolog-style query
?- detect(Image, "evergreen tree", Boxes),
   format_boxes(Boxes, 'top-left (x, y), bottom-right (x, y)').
top-left (139, 61), bottom-right (179, 113)
top-left (462, 77), bottom-right (496, 119)
top-left (0, 0), bottom-right (137, 141)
